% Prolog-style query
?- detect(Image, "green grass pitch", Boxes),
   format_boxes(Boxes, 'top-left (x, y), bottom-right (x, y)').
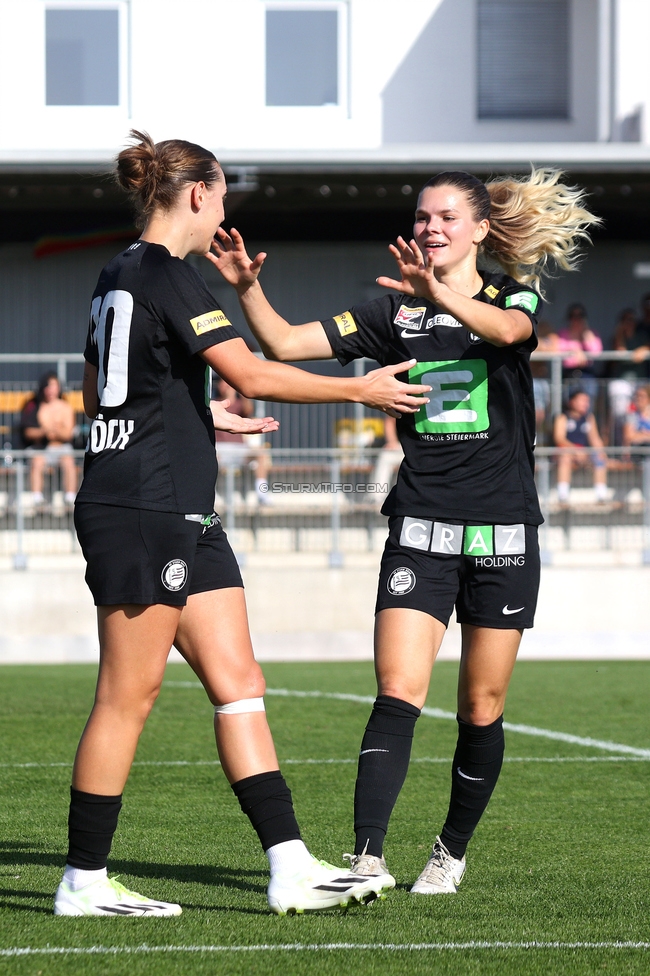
top-left (1, 660), bottom-right (650, 976)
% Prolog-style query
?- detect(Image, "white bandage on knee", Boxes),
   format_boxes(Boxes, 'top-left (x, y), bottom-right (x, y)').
top-left (214, 697), bottom-right (266, 715)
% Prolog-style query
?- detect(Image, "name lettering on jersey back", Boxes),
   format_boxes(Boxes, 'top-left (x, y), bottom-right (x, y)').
top-left (333, 311), bottom-right (357, 336)
top-left (190, 309), bottom-right (231, 336)
top-left (87, 414), bottom-right (135, 453)
top-left (408, 360), bottom-right (489, 434)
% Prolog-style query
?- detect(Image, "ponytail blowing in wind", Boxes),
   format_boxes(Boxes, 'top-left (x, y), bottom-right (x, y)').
top-left (422, 168), bottom-right (601, 295)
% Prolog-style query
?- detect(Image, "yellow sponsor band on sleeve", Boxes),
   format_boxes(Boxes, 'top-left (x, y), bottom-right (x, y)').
top-left (334, 311), bottom-right (357, 337)
top-left (190, 308), bottom-right (232, 336)
top-left (483, 284), bottom-right (500, 299)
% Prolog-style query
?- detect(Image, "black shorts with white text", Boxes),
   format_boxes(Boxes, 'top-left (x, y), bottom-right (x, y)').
top-left (376, 517), bottom-right (540, 629)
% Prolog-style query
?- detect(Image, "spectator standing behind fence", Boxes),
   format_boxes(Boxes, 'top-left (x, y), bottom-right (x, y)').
top-left (20, 371), bottom-right (77, 508)
top-left (213, 377), bottom-right (272, 506)
top-left (370, 415), bottom-right (404, 508)
top-left (557, 303), bottom-right (602, 405)
top-left (531, 320), bottom-right (559, 440)
top-left (608, 307), bottom-right (650, 444)
top-left (554, 388), bottom-right (608, 504)
top-left (623, 384), bottom-right (650, 456)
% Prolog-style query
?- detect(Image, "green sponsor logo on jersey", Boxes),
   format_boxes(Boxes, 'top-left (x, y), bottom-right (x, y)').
top-left (409, 359), bottom-right (489, 434)
top-left (463, 525), bottom-right (494, 556)
top-left (504, 291), bottom-right (539, 313)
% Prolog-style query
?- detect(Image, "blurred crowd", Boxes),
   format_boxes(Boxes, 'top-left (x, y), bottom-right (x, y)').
top-left (532, 295), bottom-right (650, 503)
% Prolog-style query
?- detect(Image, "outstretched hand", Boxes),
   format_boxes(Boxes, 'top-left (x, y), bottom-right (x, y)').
top-left (361, 359), bottom-right (431, 419)
top-left (210, 399), bottom-right (279, 434)
top-left (205, 227), bottom-right (267, 293)
top-left (376, 236), bottom-right (443, 303)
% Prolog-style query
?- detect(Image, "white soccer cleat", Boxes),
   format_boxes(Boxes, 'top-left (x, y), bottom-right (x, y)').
top-left (54, 875), bottom-right (182, 916)
top-left (410, 837), bottom-right (466, 894)
top-left (267, 857), bottom-right (394, 915)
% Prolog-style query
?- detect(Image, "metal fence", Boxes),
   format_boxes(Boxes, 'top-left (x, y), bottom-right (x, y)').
top-left (2, 351), bottom-right (650, 567)
top-left (2, 446), bottom-right (649, 569)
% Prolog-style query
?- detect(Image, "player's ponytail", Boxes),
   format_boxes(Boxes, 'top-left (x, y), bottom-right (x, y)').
top-left (116, 129), bottom-right (222, 226)
top-left (421, 168), bottom-right (601, 295)
top-left (484, 169), bottom-right (600, 294)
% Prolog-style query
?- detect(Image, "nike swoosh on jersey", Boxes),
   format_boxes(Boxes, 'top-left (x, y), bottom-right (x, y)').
top-left (502, 605), bottom-right (525, 615)
top-left (400, 330), bottom-right (429, 338)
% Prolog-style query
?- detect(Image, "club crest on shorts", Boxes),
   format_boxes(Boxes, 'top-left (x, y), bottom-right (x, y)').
top-left (387, 566), bottom-right (416, 596)
top-left (161, 559), bottom-right (188, 591)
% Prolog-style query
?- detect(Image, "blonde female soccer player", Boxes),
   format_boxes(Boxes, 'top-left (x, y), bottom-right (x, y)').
top-left (210, 169), bottom-right (598, 894)
top-left (54, 131), bottom-right (428, 917)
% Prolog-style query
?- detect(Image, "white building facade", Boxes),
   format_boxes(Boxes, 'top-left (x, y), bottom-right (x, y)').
top-left (1, 0), bottom-right (650, 165)
top-left (1, 0), bottom-right (650, 366)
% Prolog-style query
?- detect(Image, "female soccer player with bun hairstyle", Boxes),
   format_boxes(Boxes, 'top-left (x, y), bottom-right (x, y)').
top-left (210, 168), bottom-right (599, 894)
top-left (54, 131), bottom-right (427, 917)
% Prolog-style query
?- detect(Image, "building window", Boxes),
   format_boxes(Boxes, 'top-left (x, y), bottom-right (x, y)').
top-left (477, 0), bottom-right (569, 120)
top-left (46, 7), bottom-right (120, 105)
top-left (266, 5), bottom-right (340, 106)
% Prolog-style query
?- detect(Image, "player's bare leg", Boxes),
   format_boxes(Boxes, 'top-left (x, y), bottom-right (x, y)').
top-left (56, 604), bottom-right (183, 916)
top-left (174, 587), bottom-right (278, 781)
top-left (73, 604), bottom-right (181, 794)
top-left (175, 587), bottom-right (391, 913)
top-left (457, 624), bottom-right (522, 725)
top-left (375, 607), bottom-right (446, 707)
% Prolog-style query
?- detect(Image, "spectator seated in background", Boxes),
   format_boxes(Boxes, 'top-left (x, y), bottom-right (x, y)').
top-left (623, 384), bottom-right (650, 458)
top-left (608, 306), bottom-right (650, 444)
top-left (557, 303), bottom-right (602, 405)
top-left (531, 320), bottom-right (559, 440)
top-left (370, 415), bottom-right (404, 508)
top-left (20, 371), bottom-right (77, 508)
top-left (553, 388), bottom-right (609, 504)
top-left (212, 377), bottom-right (272, 506)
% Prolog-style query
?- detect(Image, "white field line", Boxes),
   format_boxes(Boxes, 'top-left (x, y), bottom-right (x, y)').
top-left (3, 682), bottom-right (646, 771)
top-left (2, 755), bottom-right (650, 771)
top-left (168, 684), bottom-right (650, 758)
top-left (1, 942), bottom-right (649, 958)
top-left (263, 687), bottom-right (650, 759)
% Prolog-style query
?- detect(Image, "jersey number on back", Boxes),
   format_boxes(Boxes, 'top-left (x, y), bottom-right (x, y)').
top-left (89, 290), bottom-right (134, 408)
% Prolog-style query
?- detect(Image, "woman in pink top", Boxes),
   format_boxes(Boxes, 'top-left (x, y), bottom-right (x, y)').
top-left (557, 302), bottom-right (602, 404)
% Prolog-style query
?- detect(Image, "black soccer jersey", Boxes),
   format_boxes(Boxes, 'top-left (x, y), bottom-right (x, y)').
top-left (78, 241), bottom-right (240, 514)
top-left (321, 270), bottom-right (543, 525)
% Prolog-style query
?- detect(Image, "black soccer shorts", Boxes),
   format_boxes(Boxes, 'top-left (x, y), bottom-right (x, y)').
top-left (376, 516), bottom-right (540, 629)
top-left (74, 503), bottom-right (243, 607)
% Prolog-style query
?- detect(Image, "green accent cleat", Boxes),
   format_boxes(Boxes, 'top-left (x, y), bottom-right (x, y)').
top-left (54, 875), bottom-right (182, 916)
top-left (267, 857), bottom-right (394, 915)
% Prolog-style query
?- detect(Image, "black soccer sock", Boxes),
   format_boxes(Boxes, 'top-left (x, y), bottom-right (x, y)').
top-left (231, 771), bottom-right (302, 851)
top-left (66, 787), bottom-right (123, 870)
top-left (353, 695), bottom-right (421, 857)
top-left (440, 714), bottom-right (505, 861)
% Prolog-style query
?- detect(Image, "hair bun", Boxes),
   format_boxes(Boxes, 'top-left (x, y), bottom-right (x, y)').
top-left (114, 129), bottom-right (220, 229)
